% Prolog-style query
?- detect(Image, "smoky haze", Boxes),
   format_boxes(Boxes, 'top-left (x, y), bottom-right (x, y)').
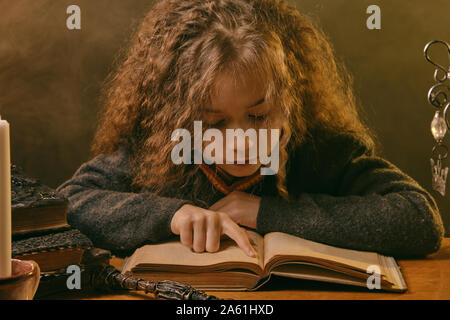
top-left (0, 0), bottom-right (449, 232)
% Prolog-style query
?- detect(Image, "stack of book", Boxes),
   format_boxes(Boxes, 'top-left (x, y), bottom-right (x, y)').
top-left (11, 164), bottom-right (109, 298)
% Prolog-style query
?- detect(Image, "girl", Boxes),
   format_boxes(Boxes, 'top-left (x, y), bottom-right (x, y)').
top-left (56, 0), bottom-right (444, 258)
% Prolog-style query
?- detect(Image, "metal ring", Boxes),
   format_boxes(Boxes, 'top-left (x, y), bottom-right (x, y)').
top-left (432, 144), bottom-right (449, 160)
top-left (428, 83), bottom-right (449, 109)
top-left (444, 102), bottom-right (450, 131)
top-left (434, 68), bottom-right (449, 83)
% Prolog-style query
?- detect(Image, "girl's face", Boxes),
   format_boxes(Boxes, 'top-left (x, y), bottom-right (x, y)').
top-left (202, 72), bottom-right (281, 177)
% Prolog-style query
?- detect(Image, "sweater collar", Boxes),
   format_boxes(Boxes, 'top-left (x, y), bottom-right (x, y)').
top-left (198, 163), bottom-right (265, 195)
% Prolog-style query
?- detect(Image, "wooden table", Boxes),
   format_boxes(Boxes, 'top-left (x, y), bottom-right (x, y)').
top-left (50, 238), bottom-right (450, 300)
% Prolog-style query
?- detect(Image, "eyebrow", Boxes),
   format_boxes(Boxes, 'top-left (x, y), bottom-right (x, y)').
top-left (204, 98), bottom-right (265, 113)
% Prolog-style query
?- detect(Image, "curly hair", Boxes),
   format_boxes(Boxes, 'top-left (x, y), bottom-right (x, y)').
top-left (91, 0), bottom-right (378, 202)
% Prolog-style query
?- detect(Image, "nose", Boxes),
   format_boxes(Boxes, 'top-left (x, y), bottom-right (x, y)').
top-left (225, 133), bottom-right (256, 150)
top-left (224, 130), bottom-right (258, 163)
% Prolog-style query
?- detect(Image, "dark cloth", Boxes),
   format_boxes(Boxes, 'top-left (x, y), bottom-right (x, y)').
top-left (56, 129), bottom-right (445, 257)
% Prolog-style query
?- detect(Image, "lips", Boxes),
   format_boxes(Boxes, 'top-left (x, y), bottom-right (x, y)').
top-left (233, 158), bottom-right (257, 165)
top-left (231, 158), bottom-right (258, 166)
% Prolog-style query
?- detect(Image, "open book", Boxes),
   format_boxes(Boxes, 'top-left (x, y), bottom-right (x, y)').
top-left (121, 230), bottom-right (407, 292)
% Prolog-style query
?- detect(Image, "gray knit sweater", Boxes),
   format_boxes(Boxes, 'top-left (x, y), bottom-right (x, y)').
top-left (56, 129), bottom-right (445, 257)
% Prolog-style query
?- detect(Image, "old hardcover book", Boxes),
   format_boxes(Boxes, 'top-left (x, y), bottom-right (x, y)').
top-left (12, 229), bottom-right (93, 272)
top-left (122, 230), bottom-right (407, 292)
top-left (35, 248), bottom-right (112, 299)
top-left (11, 164), bottom-right (69, 236)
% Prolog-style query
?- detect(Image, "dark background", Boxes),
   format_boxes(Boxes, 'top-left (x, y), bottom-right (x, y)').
top-left (1, 0), bottom-right (449, 234)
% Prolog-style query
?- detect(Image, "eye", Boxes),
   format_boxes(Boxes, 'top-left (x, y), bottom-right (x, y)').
top-left (211, 119), bottom-right (226, 127)
top-left (248, 114), bottom-right (267, 121)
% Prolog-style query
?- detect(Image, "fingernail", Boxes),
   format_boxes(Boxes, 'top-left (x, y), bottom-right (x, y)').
top-left (248, 249), bottom-right (256, 257)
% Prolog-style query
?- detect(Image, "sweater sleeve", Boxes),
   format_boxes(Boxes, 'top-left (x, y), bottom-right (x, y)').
top-left (256, 133), bottom-right (445, 257)
top-left (55, 147), bottom-right (192, 252)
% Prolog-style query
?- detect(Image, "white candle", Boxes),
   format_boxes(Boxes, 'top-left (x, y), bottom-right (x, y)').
top-left (0, 114), bottom-right (11, 278)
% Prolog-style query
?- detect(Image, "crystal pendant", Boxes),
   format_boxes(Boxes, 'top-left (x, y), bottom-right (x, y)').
top-left (430, 158), bottom-right (448, 196)
top-left (431, 110), bottom-right (447, 143)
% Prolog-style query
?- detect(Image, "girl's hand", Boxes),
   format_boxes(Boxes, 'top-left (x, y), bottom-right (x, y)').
top-left (170, 204), bottom-right (256, 257)
top-left (209, 191), bottom-right (261, 230)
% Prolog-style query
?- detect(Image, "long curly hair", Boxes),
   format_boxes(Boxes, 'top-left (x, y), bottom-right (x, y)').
top-left (91, 0), bottom-right (378, 202)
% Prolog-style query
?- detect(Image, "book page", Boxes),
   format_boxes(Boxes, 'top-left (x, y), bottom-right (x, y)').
top-left (123, 229), bottom-right (264, 274)
top-left (263, 232), bottom-right (382, 273)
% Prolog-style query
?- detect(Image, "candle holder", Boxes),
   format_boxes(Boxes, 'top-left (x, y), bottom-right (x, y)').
top-left (0, 259), bottom-right (40, 300)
